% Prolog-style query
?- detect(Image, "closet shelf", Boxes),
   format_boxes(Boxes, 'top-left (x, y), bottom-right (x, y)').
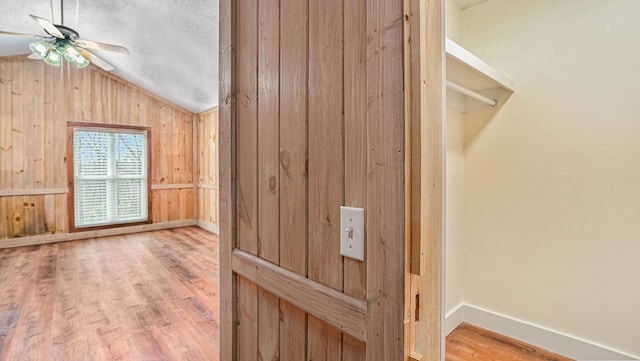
top-left (446, 38), bottom-right (514, 112)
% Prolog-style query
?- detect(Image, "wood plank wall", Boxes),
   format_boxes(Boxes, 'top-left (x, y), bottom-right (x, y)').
top-left (219, 0), bottom-right (407, 360)
top-left (0, 57), bottom-right (196, 242)
top-left (196, 107), bottom-right (219, 229)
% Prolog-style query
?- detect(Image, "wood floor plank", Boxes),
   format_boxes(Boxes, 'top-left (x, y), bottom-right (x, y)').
top-left (130, 328), bottom-right (177, 360)
top-left (2, 245), bottom-right (59, 361)
top-left (0, 226), bottom-right (219, 361)
top-left (157, 322), bottom-right (209, 361)
top-left (446, 323), bottom-right (574, 361)
top-left (51, 243), bottom-right (89, 360)
top-left (87, 325), bottom-right (134, 361)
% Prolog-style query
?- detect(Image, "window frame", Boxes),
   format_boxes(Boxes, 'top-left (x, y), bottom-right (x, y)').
top-left (67, 122), bottom-right (152, 232)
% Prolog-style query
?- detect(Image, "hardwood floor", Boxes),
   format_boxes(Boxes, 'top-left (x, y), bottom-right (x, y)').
top-left (446, 323), bottom-right (573, 361)
top-left (0, 226), bottom-right (219, 361)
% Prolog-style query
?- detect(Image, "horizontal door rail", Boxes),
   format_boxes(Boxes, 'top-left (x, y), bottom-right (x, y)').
top-left (232, 249), bottom-right (367, 342)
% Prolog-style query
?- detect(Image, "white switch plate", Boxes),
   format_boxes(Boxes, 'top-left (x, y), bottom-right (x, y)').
top-left (340, 206), bottom-right (365, 261)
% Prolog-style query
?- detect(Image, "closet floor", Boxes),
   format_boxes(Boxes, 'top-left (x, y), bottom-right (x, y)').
top-left (446, 323), bottom-right (573, 361)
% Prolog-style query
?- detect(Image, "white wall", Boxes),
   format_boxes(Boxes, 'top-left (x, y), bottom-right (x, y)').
top-left (446, 106), bottom-right (466, 314)
top-left (461, 0), bottom-right (640, 356)
top-left (444, 0), bottom-right (463, 44)
top-left (444, 0), bottom-right (466, 316)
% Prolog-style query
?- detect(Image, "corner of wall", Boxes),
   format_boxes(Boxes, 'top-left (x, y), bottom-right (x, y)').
top-left (194, 106), bottom-right (220, 228)
top-left (444, 0), bottom-right (463, 43)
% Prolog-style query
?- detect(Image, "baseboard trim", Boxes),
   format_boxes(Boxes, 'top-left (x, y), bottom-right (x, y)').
top-left (445, 303), bottom-right (465, 336)
top-left (0, 220), bottom-right (198, 249)
top-left (196, 220), bottom-right (219, 234)
top-left (446, 304), bottom-right (638, 360)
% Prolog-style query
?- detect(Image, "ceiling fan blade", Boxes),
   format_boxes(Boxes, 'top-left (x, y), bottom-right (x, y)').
top-left (0, 30), bottom-right (47, 39)
top-left (30, 15), bottom-right (64, 38)
top-left (73, 39), bottom-right (129, 54)
top-left (79, 49), bottom-right (115, 72)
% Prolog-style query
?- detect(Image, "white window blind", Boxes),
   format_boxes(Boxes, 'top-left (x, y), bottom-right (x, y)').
top-left (73, 128), bottom-right (148, 228)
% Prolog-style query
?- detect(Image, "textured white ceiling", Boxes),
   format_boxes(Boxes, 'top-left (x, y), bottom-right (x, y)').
top-left (452, 0), bottom-right (489, 10)
top-left (0, 0), bottom-right (219, 113)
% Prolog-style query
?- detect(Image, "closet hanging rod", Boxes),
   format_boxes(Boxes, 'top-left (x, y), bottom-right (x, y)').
top-left (446, 80), bottom-right (497, 107)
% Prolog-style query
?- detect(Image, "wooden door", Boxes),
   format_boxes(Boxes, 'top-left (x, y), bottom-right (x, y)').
top-left (219, 0), bottom-right (443, 360)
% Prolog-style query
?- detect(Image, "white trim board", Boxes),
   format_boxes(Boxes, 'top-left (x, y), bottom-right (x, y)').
top-left (445, 304), bottom-right (639, 360)
top-left (445, 303), bottom-right (465, 336)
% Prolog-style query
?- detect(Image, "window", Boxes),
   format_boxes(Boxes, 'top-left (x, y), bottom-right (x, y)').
top-left (70, 124), bottom-right (151, 229)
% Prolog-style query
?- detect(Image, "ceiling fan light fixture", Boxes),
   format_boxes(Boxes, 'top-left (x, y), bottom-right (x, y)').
top-left (63, 44), bottom-right (78, 60)
top-left (8, 14), bottom-right (125, 72)
top-left (73, 54), bottom-right (90, 68)
top-left (62, 45), bottom-right (90, 68)
top-left (44, 50), bottom-right (61, 67)
top-left (29, 41), bottom-right (51, 58)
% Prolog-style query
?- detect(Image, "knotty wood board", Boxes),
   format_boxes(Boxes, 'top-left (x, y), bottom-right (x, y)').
top-left (218, 0), bottom-right (236, 358)
top-left (0, 61), bottom-right (12, 188)
top-left (257, 0), bottom-right (282, 360)
top-left (235, 1), bottom-right (259, 360)
top-left (405, 0), bottom-right (444, 359)
top-left (308, 0), bottom-right (346, 359)
top-left (342, 0), bottom-right (368, 358)
top-left (232, 250), bottom-right (367, 342)
top-left (278, 0), bottom-right (310, 359)
top-left (365, 0), bottom-right (407, 359)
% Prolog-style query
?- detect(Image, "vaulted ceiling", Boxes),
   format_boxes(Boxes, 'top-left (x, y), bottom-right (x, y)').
top-left (0, 0), bottom-right (219, 113)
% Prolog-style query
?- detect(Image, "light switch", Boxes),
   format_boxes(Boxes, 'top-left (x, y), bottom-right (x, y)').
top-left (340, 206), bottom-right (364, 261)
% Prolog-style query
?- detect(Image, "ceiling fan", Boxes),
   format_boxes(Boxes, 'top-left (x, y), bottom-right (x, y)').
top-left (0, 1), bottom-right (128, 71)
